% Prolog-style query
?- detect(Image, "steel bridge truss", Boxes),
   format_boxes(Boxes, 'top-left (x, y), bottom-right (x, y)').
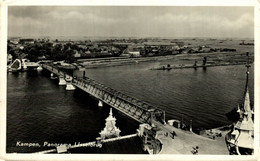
top-left (42, 64), bottom-right (165, 124)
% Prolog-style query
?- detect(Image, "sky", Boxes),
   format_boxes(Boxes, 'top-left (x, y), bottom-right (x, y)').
top-left (8, 6), bottom-right (254, 38)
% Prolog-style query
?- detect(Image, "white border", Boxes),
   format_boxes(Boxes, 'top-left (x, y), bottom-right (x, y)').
top-left (1, 0), bottom-right (259, 160)
top-left (2, 0), bottom-right (257, 6)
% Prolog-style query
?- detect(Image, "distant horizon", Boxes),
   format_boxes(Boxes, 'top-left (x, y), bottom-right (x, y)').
top-left (8, 35), bottom-right (254, 40)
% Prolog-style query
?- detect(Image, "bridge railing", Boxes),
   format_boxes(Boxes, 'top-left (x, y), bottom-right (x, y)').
top-left (72, 77), bottom-right (154, 123)
top-left (73, 77), bottom-right (166, 124)
top-left (73, 77), bottom-right (154, 111)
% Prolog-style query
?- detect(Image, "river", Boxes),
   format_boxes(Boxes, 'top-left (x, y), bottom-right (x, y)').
top-left (7, 62), bottom-right (254, 153)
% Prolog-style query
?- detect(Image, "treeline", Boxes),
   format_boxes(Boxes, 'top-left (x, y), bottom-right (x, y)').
top-left (8, 41), bottom-right (128, 62)
top-left (8, 42), bottom-right (77, 63)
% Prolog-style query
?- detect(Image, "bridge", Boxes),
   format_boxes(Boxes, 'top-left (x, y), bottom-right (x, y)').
top-left (41, 63), bottom-right (231, 155)
top-left (42, 63), bottom-right (165, 125)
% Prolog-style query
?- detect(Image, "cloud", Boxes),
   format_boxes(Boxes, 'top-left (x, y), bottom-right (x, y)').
top-left (8, 6), bottom-right (254, 38)
top-left (151, 8), bottom-right (253, 38)
top-left (8, 15), bottom-right (50, 36)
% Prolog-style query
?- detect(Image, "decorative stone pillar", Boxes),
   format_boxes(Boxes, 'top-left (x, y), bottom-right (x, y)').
top-left (167, 120), bottom-right (174, 126)
top-left (190, 120), bottom-right (193, 132)
top-left (138, 124), bottom-right (150, 136)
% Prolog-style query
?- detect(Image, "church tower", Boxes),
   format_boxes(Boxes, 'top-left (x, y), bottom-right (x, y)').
top-left (226, 52), bottom-right (254, 155)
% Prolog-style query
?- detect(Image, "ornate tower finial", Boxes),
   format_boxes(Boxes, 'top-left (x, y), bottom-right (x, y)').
top-left (244, 52), bottom-right (250, 97)
top-left (243, 52), bottom-right (252, 119)
top-left (246, 52), bottom-right (251, 74)
top-left (109, 108), bottom-right (113, 116)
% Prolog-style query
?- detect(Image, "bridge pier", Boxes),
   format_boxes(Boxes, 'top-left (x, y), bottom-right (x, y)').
top-left (37, 65), bottom-right (43, 71)
top-left (66, 82), bottom-right (76, 90)
top-left (65, 75), bottom-right (75, 90)
top-left (58, 76), bottom-right (66, 85)
top-left (98, 100), bottom-right (103, 107)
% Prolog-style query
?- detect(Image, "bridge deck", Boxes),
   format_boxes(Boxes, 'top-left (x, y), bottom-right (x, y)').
top-left (152, 120), bottom-right (229, 154)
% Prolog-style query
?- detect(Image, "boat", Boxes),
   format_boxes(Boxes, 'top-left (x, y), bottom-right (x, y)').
top-left (225, 60), bottom-right (254, 155)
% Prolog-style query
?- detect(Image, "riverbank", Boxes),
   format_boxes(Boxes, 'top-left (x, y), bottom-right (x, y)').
top-left (77, 52), bottom-right (253, 69)
top-left (78, 55), bottom-right (177, 69)
top-left (151, 62), bottom-right (250, 70)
